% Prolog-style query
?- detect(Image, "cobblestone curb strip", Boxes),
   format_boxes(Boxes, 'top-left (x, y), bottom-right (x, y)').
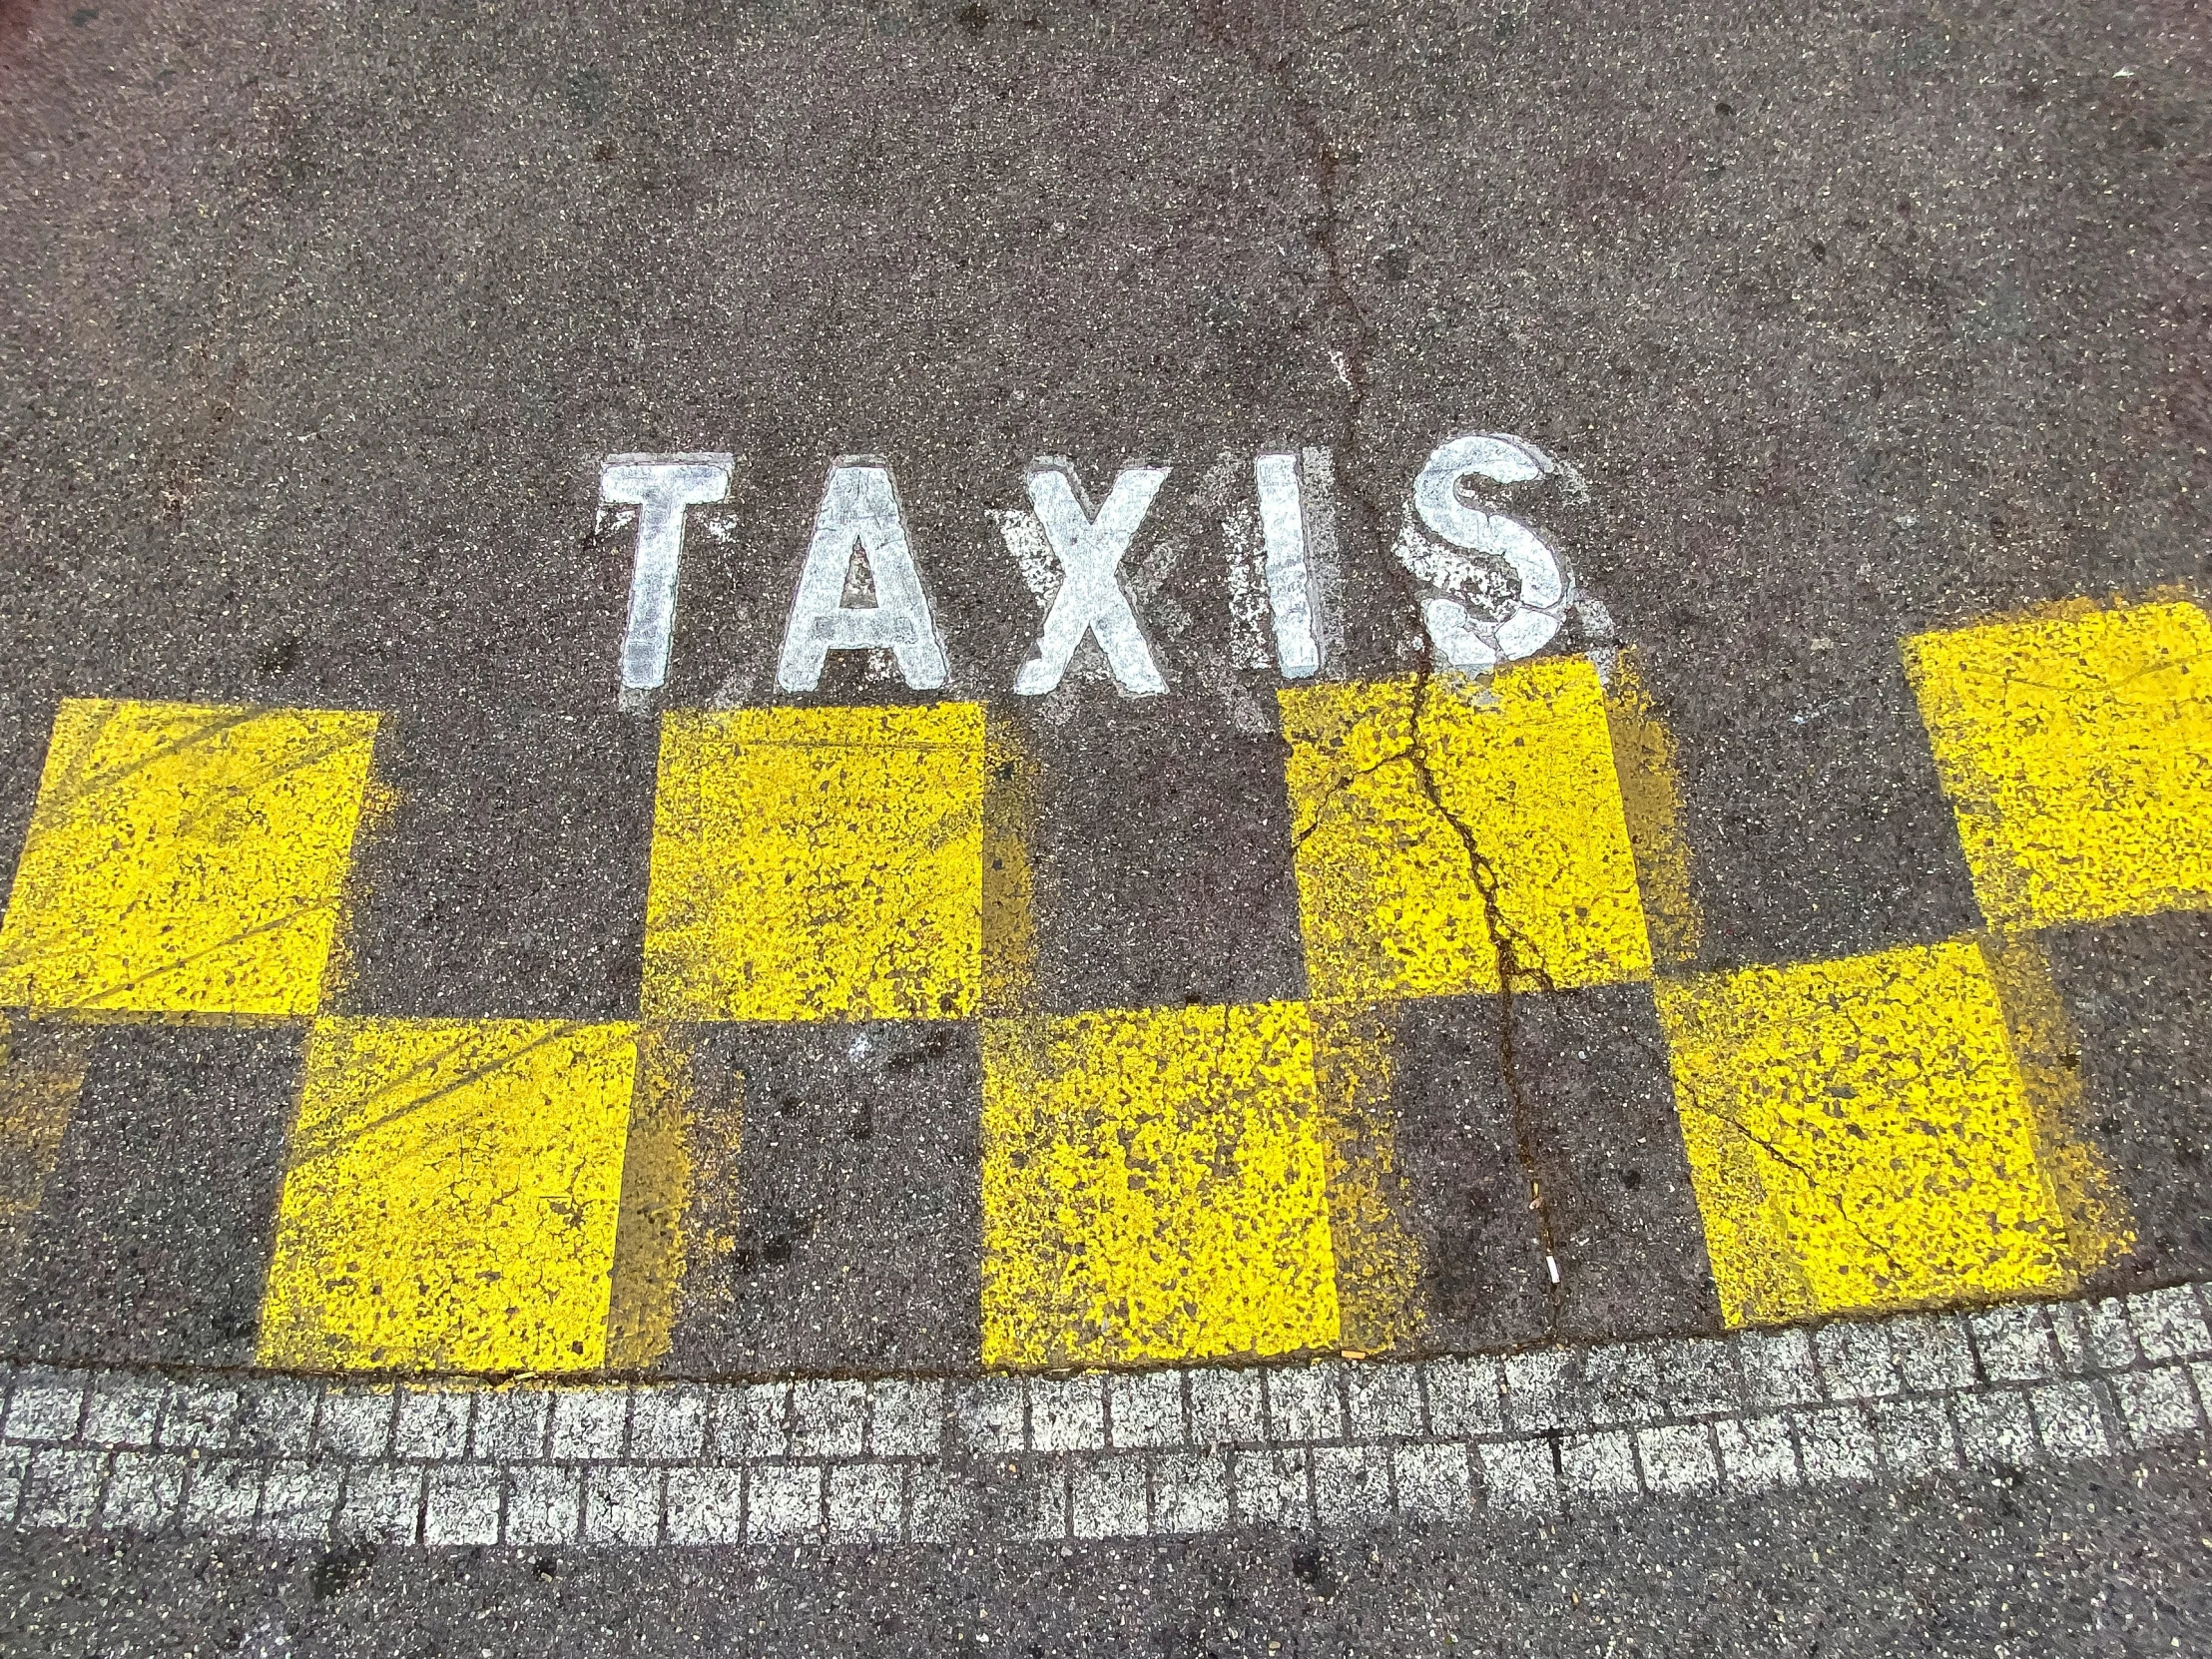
top-left (4, 1285), bottom-right (2208, 1549)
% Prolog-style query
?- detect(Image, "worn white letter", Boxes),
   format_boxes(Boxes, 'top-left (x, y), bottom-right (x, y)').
top-left (1254, 451), bottom-right (1324, 679)
top-left (1393, 432), bottom-right (1569, 673)
top-left (601, 452), bottom-right (734, 691)
top-left (1012, 461), bottom-right (1170, 697)
top-left (777, 459), bottom-right (949, 693)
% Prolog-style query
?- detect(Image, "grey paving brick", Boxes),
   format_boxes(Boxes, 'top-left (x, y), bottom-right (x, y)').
top-left (582, 1463), bottom-right (663, 1546)
top-left (2082, 1300), bottom-right (2143, 1371)
top-left (234, 1382), bottom-right (318, 1455)
top-left (2030, 1381), bottom-right (2113, 1462)
top-left (1422, 1358), bottom-right (1504, 1438)
top-left (629, 1387), bottom-right (710, 1461)
top-left (1027, 1377), bottom-right (1105, 1454)
top-left (1189, 1369), bottom-right (1265, 1447)
top-left (664, 1467), bottom-right (745, 1545)
top-left (1107, 1371), bottom-right (1185, 1450)
top-left (5, 1372), bottom-right (87, 1443)
top-left (1070, 1454), bottom-right (1148, 1538)
top-left (1736, 1328), bottom-right (1823, 1408)
top-left (260, 1459), bottom-right (343, 1542)
top-left (867, 1380), bottom-right (944, 1459)
top-left (1890, 1313), bottom-right (1979, 1393)
top-left (1312, 1442), bottom-right (1388, 1527)
top-left (502, 1465), bottom-right (582, 1546)
top-left (1266, 1366), bottom-right (1344, 1443)
top-left (181, 1457), bottom-right (264, 1535)
top-left (549, 1388), bottom-right (631, 1460)
top-left (1714, 1415), bottom-right (1800, 1492)
top-left (1477, 1438), bottom-right (1559, 1514)
top-left (392, 1389), bottom-right (472, 1461)
top-left (1559, 1430), bottom-right (1640, 1504)
top-left (1968, 1305), bottom-right (2059, 1383)
top-left (473, 1389), bottom-right (552, 1461)
top-left (101, 1451), bottom-right (188, 1531)
top-left (82, 1376), bottom-right (167, 1448)
top-left (1815, 1323), bottom-right (1903, 1400)
top-left (952, 1378), bottom-right (1025, 1454)
top-left (827, 1462), bottom-right (904, 1542)
top-left (1230, 1447), bottom-right (1311, 1528)
top-left (314, 1388), bottom-right (395, 1459)
top-left (0, 1445), bottom-right (28, 1523)
top-left (1794, 1405), bottom-right (1880, 1483)
top-left (2126, 1286), bottom-right (2212, 1363)
top-left (157, 1385), bottom-right (240, 1451)
top-left (1953, 1390), bottom-right (2042, 1468)
top-left (786, 1379), bottom-right (864, 1458)
top-left (1151, 1451), bottom-right (1230, 1533)
top-left (2110, 1367), bottom-right (2203, 1449)
top-left (745, 1463), bottom-right (823, 1543)
top-left (1501, 1349), bottom-right (1574, 1430)
top-left (335, 1465), bottom-right (423, 1544)
top-left (1012, 1462), bottom-right (1068, 1541)
top-left (908, 1463), bottom-right (973, 1543)
top-left (1346, 1366), bottom-right (1422, 1440)
top-left (1391, 1442), bottom-right (1472, 1520)
top-left (422, 1465), bottom-right (503, 1547)
top-left (1658, 1339), bottom-right (1740, 1417)
top-left (1578, 1343), bottom-right (1665, 1425)
top-left (19, 1447), bottom-right (105, 1528)
top-left (1635, 1423), bottom-right (1719, 1496)
top-left (722, 1383), bottom-right (791, 1459)
top-left (1873, 1396), bottom-right (1960, 1477)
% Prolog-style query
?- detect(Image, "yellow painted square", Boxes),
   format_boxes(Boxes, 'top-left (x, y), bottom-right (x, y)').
top-left (1279, 659), bottom-right (1652, 1002)
top-left (643, 703), bottom-right (985, 1021)
top-left (0, 698), bottom-right (379, 1016)
top-left (258, 1018), bottom-right (638, 1374)
top-left (1655, 939), bottom-right (2076, 1327)
top-left (980, 1000), bottom-right (1342, 1368)
top-left (1905, 600), bottom-right (2212, 929)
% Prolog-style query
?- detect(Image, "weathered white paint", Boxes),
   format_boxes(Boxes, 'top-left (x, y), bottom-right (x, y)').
top-left (1255, 452), bottom-right (1323, 679)
top-left (1393, 432), bottom-right (1570, 674)
top-left (1012, 462), bottom-right (1171, 697)
top-left (777, 460), bottom-right (949, 693)
top-left (601, 453), bottom-right (735, 691)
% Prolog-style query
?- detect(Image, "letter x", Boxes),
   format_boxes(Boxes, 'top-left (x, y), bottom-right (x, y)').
top-left (1012, 463), bottom-right (1171, 696)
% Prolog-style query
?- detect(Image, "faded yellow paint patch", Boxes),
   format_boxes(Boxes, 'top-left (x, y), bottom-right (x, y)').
top-left (1309, 1001), bottom-right (1425, 1355)
top-left (1905, 600), bottom-right (2212, 929)
top-left (0, 1016), bottom-right (88, 1289)
top-left (0, 699), bottom-right (379, 1016)
top-left (259, 1017), bottom-right (638, 1375)
top-left (644, 703), bottom-right (985, 1022)
top-left (1279, 660), bottom-right (1652, 1003)
top-left (1979, 931), bottom-right (2136, 1276)
top-left (1656, 940), bottom-right (2079, 1328)
top-left (980, 715), bottom-right (1041, 1017)
top-left (1604, 650), bottom-right (1703, 969)
top-left (602, 1025), bottom-right (696, 1372)
top-left (979, 1000), bottom-right (1342, 1369)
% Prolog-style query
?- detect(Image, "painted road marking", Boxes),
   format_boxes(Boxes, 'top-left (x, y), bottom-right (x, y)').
top-left (642, 702), bottom-right (986, 1022)
top-left (601, 454), bottom-right (735, 695)
top-left (775, 460), bottom-right (949, 694)
top-left (1280, 657), bottom-right (1651, 1002)
top-left (980, 1001), bottom-right (1341, 1368)
top-left (1392, 432), bottom-right (1572, 675)
top-left (1905, 599), bottom-right (2212, 930)
top-left (1253, 451), bottom-right (1324, 679)
top-left (258, 1017), bottom-right (639, 1374)
top-left (1010, 463), bottom-right (1173, 697)
top-left (0, 699), bottom-right (380, 1017)
top-left (1655, 938), bottom-right (2128, 1330)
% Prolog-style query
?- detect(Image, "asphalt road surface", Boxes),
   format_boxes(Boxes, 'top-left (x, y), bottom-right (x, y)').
top-left (1, 0), bottom-right (2210, 1652)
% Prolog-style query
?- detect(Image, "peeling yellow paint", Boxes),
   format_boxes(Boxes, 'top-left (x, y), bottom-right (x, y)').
top-left (259, 1017), bottom-right (637, 1374)
top-left (602, 1024), bottom-right (697, 1372)
top-left (1604, 650), bottom-right (1703, 969)
top-left (1905, 600), bottom-right (2212, 929)
top-left (1279, 659), bottom-right (1652, 1003)
top-left (979, 1000), bottom-right (1341, 1369)
top-left (0, 699), bottom-right (380, 1016)
top-left (1656, 940), bottom-right (2079, 1328)
top-left (1310, 1001), bottom-right (1425, 1355)
top-left (643, 703), bottom-right (985, 1022)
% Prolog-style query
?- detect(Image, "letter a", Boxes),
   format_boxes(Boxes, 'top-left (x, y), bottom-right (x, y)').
top-left (777, 460), bottom-right (950, 692)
